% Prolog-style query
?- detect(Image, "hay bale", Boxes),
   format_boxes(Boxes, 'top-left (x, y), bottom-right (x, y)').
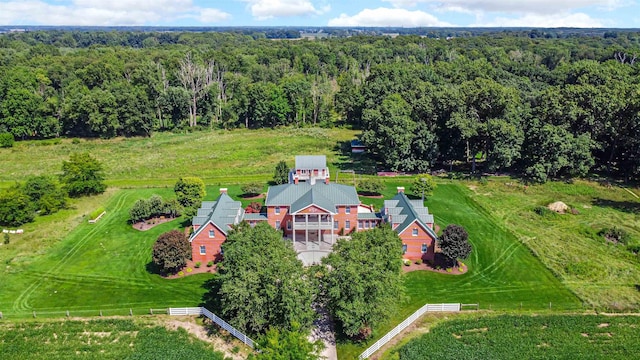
top-left (547, 201), bottom-right (569, 214)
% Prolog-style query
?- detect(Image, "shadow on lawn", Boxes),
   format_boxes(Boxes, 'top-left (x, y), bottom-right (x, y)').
top-left (592, 198), bottom-right (640, 213)
top-left (200, 277), bottom-right (222, 312)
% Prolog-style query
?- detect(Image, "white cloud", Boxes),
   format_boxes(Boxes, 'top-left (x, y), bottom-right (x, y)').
top-left (473, 12), bottom-right (606, 27)
top-left (240, 0), bottom-right (329, 20)
top-left (382, 0), bottom-right (625, 15)
top-left (198, 8), bottom-right (233, 23)
top-left (0, 0), bottom-right (231, 25)
top-left (328, 7), bottom-right (453, 27)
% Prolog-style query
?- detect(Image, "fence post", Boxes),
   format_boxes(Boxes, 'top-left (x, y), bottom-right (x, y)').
top-left (549, 302), bottom-right (552, 310)
top-left (150, 308), bottom-right (153, 315)
top-left (66, 310), bottom-right (70, 317)
top-left (129, 309), bottom-right (133, 316)
top-left (33, 311), bottom-right (36, 318)
top-left (0, 311), bottom-right (3, 319)
top-left (100, 310), bottom-right (103, 317)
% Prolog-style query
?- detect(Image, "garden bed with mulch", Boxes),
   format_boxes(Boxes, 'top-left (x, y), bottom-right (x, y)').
top-left (132, 217), bottom-right (178, 231)
top-left (402, 253), bottom-right (467, 275)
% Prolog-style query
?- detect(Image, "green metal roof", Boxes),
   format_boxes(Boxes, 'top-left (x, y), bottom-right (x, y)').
top-left (190, 193), bottom-right (244, 240)
top-left (382, 192), bottom-right (437, 239)
top-left (295, 155), bottom-right (327, 169)
top-left (266, 182), bottom-right (359, 213)
top-left (357, 212), bottom-right (381, 220)
top-left (243, 213), bottom-right (268, 221)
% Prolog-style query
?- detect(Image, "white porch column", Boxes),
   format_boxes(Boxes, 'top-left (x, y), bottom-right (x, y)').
top-left (292, 215), bottom-right (296, 244)
top-left (331, 214), bottom-right (335, 245)
top-left (305, 213), bottom-right (309, 248)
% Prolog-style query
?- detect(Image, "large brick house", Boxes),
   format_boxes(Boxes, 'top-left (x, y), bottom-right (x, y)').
top-left (189, 155), bottom-right (437, 264)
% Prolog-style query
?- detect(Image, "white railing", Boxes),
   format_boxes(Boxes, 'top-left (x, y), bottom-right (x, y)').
top-left (168, 307), bottom-right (256, 349)
top-left (358, 303), bottom-right (460, 359)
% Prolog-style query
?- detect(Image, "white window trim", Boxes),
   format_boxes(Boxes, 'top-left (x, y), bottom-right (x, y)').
top-left (412, 228), bottom-right (418, 236)
top-left (199, 245), bottom-right (206, 255)
top-left (345, 206), bottom-right (351, 214)
top-left (275, 206), bottom-right (281, 215)
top-left (209, 229), bottom-right (215, 238)
top-left (402, 244), bottom-right (407, 254)
top-left (421, 243), bottom-right (427, 253)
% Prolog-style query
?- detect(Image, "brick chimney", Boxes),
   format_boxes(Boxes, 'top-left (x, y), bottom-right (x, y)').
top-left (220, 188), bottom-right (228, 194)
top-left (397, 187), bottom-right (405, 193)
top-left (325, 176), bottom-right (330, 185)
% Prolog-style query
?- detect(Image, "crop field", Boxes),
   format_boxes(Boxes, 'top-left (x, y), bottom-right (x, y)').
top-left (392, 314), bottom-right (640, 360)
top-left (0, 127), bottom-right (358, 188)
top-left (0, 318), bottom-right (224, 360)
top-left (466, 179), bottom-right (640, 309)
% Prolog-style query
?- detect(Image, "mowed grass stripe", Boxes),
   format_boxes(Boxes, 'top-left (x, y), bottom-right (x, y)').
top-left (1, 188), bottom-right (213, 317)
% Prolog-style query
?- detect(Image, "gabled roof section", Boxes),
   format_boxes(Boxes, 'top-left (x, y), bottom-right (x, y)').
top-left (189, 193), bottom-right (244, 241)
top-left (266, 182), bottom-right (359, 212)
top-left (295, 155), bottom-right (327, 169)
top-left (382, 192), bottom-right (437, 240)
top-left (290, 188), bottom-right (336, 213)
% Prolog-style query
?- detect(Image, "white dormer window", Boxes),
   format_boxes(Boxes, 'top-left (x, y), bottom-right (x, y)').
top-left (209, 229), bottom-right (215, 238)
top-left (412, 228), bottom-right (418, 236)
top-left (345, 206), bottom-right (351, 214)
top-left (275, 206), bottom-right (281, 215)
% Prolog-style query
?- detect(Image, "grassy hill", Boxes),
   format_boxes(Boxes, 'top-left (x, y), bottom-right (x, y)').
top-left (0, 127), bottom-right (358, 188)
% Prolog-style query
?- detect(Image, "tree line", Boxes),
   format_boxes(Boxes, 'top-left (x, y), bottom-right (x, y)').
top-left (1, 31), bottom-right (640, 180)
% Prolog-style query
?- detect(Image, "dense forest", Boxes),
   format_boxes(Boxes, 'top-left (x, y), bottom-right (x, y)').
top-left (1, 30), bottom-right (640, 181)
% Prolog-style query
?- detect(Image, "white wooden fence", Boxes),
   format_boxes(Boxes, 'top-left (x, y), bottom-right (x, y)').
top-left (358, 303), bottom-right (461, 359)
top-left (168, 307), bottom-right (256, 349)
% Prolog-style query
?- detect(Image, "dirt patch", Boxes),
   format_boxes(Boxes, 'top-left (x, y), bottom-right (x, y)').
top-left (547, 201), bottom-right (569, 214)
top-left (164, 259), bottom-right (217, 279)
top-left (468, 185), bottom-right (478, 192)
top-left (240, 193), bottom-right (265, 200)
top-left (162, 317), bottom-right (248, 360)
top-left (402, 253), bottom-right (468, 275)
top-left (598, 323), bottom-right (610, 328)
top-left (132, 217), bottom-right (177, 231)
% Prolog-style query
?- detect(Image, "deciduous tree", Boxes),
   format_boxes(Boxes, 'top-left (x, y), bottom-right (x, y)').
top-left (152, 230), bottom-right (191, 273)
top-left (411, 174), bottom-right (437, 202)
top-left (60, 153), bottom-right (106, 197)
top-left (322, 225), bottom-right (403, 339)
top-left (174, 177), bottom-right (205, 218)
top-left (214, 222), bottom-right (316, 335)
top-left (438, 224), bottom-right (472, 268)
top-left (273, 160), bottom-right (289, 185)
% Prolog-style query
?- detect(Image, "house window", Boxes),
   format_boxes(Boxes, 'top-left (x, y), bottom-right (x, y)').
top-left (199, 245), bottom-right (206, 255)
top-left (334, 220), bottom-right (338, 229)
top-left (345, 206), bottom-right (351, 214)
top-left (287, 221), bottom-right (292, 230)
top-left (412, 228), bottom-right (418, 236)
top-left (275, 206), bottom-right (281, 215)
top-left (421, 243), bottom-right (428, 253)
top-left (345, 220), bottom-right (351, 230)
top-left (364, 221), bottom-right (370, 229)
top-left (402, 244), bottom-right (407, 254)
top-left (275, 220), bottom-right (281, 229)
top-left (250, 221), bottom-right (256, 227)
top-left (220, 245), bottom-right (224, 255)
top-left (358, 221), bottom-right (363, 230)
top-left (209, 229), bottom-right (215, 238)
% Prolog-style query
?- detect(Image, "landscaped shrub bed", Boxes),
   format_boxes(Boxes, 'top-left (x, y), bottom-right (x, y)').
top-left (0, 319), bottom-right (224, 360)
top-left (398, 314), bottom-right (640, 360)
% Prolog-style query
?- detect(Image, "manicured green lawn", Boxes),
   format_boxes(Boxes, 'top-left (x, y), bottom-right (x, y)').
top-left (0, 127), bottom-right (358, 188)
top-left (0, 318), bottom-right (225, 359)
top-left (0, 188), bottom-right (212, 318)
top-left (467, 179), bottom-right (640, 309)
top-left (393, 314), bottom-right (640, 360)
top-left (338, 182), bottom-right (581, 359)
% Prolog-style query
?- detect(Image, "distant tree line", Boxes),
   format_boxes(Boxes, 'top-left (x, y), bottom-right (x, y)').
top-left (1, 31), bottom-right (640, 180)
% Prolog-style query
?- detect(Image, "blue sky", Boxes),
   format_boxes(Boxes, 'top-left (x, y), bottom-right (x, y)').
top-left (0, 0), bottom-right (638, 28)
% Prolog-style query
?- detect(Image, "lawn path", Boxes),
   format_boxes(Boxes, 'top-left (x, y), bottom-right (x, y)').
top-left (12, 191), bottom-right (130, 312)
